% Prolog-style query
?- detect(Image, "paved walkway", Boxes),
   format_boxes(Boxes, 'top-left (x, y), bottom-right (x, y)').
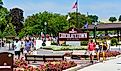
top-left (78, 57), bottom-right (121, 71)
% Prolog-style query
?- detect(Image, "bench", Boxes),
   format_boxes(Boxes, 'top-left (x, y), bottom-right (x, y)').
top-left (25, 54), bottom-right (65, 63)
top-left (71, 51), bottom-right (97, 59)
top-left (71, 54), bottom-right (97, 59)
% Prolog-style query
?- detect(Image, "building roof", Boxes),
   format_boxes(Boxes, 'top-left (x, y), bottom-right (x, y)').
top-left (81, 23), bottom-right (121, 31)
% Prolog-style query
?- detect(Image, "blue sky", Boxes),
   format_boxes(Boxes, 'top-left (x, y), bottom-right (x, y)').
top-left (3, 0), bottom-right (121, 22)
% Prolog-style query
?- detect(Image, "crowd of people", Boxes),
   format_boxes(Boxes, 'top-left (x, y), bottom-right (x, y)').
top-left (87, 39), bottom-right (110, 64)
top-left (12, 38), bottom-right (111, 62)
top-left (0, 36), bottom-right (112, 63)
top-left (14, 37), bottom-right (35, 59)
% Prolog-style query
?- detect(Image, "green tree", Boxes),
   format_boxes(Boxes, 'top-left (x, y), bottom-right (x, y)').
top-left (48, 14), bottom-right (69, 36)
top-left (3, 23), bottom-right (16, 37)
top-left (0, 7), bottom-right (9, 38)
top-left (20, 11), bottom-right (69, 37)
top-left (88, 15), bottom-right (98, 22)
top-left (109, 17), bottom-right (117, 23)
top-left (118, 15), bottom-right (121, 21)
top-left (20, 11), bottom-right (99, 38)
top-left (10, 8), bottom-right (24, 35)
top-left (0, 0), bottom-right (3, 7)
top-left (68, 12), bottom-right (87, 28)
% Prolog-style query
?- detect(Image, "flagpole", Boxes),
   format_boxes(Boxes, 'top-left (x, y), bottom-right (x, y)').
top-left (86, 12), bottom-right (89, 32)
top-left (76, 0), bottom-right (79, 29)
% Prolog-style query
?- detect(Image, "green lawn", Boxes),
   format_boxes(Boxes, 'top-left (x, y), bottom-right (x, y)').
top-left (43, 46), bottom-right (87, 51)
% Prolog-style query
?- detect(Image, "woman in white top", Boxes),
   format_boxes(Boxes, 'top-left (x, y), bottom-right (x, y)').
top-left (20, 39), bottom-right (25, 54)
top-left (95, 42), bottom-right (100, 62)
top-left (14, 39), bottom-right (21, 59)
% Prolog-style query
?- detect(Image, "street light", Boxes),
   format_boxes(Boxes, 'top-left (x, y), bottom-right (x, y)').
top-left (44, 22), bottom-right (47, 42)
top-left (93, 22), bottom-right (97, 42)
top-left (42, 22), bottom-right (47, 46)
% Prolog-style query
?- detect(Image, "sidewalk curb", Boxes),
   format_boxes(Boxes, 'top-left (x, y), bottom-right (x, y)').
top-left (63, 55), bottom-right (121, 71)
top-left (63, 65), bottom-right (82, 71)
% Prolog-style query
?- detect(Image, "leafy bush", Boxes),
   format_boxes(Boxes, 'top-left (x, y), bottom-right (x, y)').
top-left (61, 42), bottom-right (69, 46)
top-left (111, 38), bottom-right (118, 46)
top-left (51, 42), bottom-right (58, 45)
top-left (81, 41), bottom-right (88, 46)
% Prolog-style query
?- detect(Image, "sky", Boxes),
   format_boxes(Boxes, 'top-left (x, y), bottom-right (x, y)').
top-left (3, 0), bottom-right (121, 22)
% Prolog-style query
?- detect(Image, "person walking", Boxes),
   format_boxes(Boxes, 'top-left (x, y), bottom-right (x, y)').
top-left (20, 39), bottom-right (25, 55)
top-left (95, 42), bottom-right (100, 62)
top-left (14, 39), bottom-right (21, 59)
top-left (102, 41), bottom-right (108, 61)
top-left (87, 40), bottom-right (96, 64)
top-left (24, 39), bottom-right (32, 54)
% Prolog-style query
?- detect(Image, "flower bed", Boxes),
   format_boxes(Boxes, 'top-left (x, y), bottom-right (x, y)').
top-left (64, 52), bottom-right (72, 57)
top-left (99, 51), bottom-right (121, 57)
top-left (14, 57), bottom-right (77, 71)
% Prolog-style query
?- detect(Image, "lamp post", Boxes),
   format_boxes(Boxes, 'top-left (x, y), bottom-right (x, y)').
top-left (42, 22), bottom-right (47, 46)
top-left (7, 24), bottom-right (11, 50)
top-left (94, 22), bottom-right (97, 42)
top-left (44, 22), bottom-right (47, 42)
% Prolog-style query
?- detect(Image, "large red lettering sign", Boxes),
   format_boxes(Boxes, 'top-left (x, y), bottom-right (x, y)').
top-left (58, 27), bottom-right (89, 41)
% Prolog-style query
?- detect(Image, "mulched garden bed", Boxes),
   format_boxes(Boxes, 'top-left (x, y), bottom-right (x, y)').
top-left (14, 57), bottom-right (77, 71)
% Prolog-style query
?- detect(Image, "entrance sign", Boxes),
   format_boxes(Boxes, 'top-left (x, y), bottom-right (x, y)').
top-left (59, 27), bottom-right (89, 41)
top-left (0, 52), bottom-right (13, 71)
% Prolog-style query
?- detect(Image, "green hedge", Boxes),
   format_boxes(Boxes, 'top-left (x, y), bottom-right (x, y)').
top-left (81, 41), bottom-right (88, 46)
top-left (51, 42), bottom-right (58, 45)
top-left (50, 46), bottom-right (87, 51)
top-left (111, 38), bottom-right (118, 46)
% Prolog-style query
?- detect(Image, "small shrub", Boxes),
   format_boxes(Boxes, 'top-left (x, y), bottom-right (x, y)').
top-left (51, 42), bottom-right (57, 45)
top-left (111, 38), bottom-right (118, 46)
top-left (81, 41), bottom-right (88, 46)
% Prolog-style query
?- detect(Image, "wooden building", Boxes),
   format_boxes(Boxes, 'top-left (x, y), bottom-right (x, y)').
top-left (81, 23), bottom-right (121, 41)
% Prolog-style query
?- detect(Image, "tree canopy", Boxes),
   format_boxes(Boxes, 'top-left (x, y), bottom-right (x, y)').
top-left (10, 8), bottom-right (24, 35)
top-left (109, 17), bottom-right (117, 23)
top-left (0, 6), bottom-right (10, 38)
top-left (18, 11), bottom-right (98, 38)
top-left (20, 11), bottom-right (69, 37)
top-left (88, 15), bottom-right (98, 22)
top-left (0, 4), bottom-right (99, 38)
top-left (118, 15), bottom-right (121, 21)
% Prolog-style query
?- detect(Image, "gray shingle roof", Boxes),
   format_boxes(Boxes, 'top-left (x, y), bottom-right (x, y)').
top-left (81, 23), bottom-right (121, 30)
